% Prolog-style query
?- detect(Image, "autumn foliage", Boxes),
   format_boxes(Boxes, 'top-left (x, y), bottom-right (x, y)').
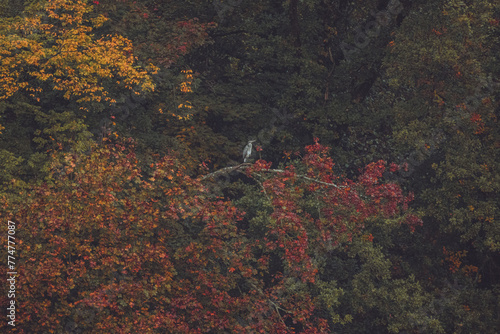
top-left (1, 0), bottom-right (498, 333)
top-left (0, 0), bottom-right (157, 103)
top-left (1, 138), bottom-right (420, 333)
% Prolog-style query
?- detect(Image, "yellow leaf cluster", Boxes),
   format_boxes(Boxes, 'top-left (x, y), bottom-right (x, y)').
top-left (169, 69), bottom-right (195, 120)
top-left (179, 69), bottom-right (194, 93)
top-left (0, 0), bottom-right (156, 103)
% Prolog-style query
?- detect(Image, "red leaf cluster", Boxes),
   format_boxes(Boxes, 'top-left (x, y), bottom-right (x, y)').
top-left (1, 140), bottom-right (418, 333)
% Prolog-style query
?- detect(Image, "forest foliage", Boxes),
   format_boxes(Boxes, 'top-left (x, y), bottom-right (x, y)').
top-left (1, 0), bottom-right (499, 333)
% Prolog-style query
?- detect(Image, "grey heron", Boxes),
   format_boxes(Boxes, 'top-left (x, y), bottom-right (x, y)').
top-left (243, 140), bottom-right (256, 163)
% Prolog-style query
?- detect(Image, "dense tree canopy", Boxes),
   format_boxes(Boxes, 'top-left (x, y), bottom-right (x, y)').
top-left (1, 0), bottom-right (499, 333)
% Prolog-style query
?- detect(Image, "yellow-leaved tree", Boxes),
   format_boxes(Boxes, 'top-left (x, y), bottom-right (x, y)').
top-left (0, 0), bottom-right (157, 104)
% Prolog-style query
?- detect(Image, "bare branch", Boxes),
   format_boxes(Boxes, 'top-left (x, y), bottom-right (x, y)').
top-left (198, 164), bottom-right (347, 189)
top-left (198, 163), bottom-right (251, 181)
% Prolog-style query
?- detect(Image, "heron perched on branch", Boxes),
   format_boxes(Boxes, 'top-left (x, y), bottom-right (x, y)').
top-left (243, 140), bottom-right (256, 163)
